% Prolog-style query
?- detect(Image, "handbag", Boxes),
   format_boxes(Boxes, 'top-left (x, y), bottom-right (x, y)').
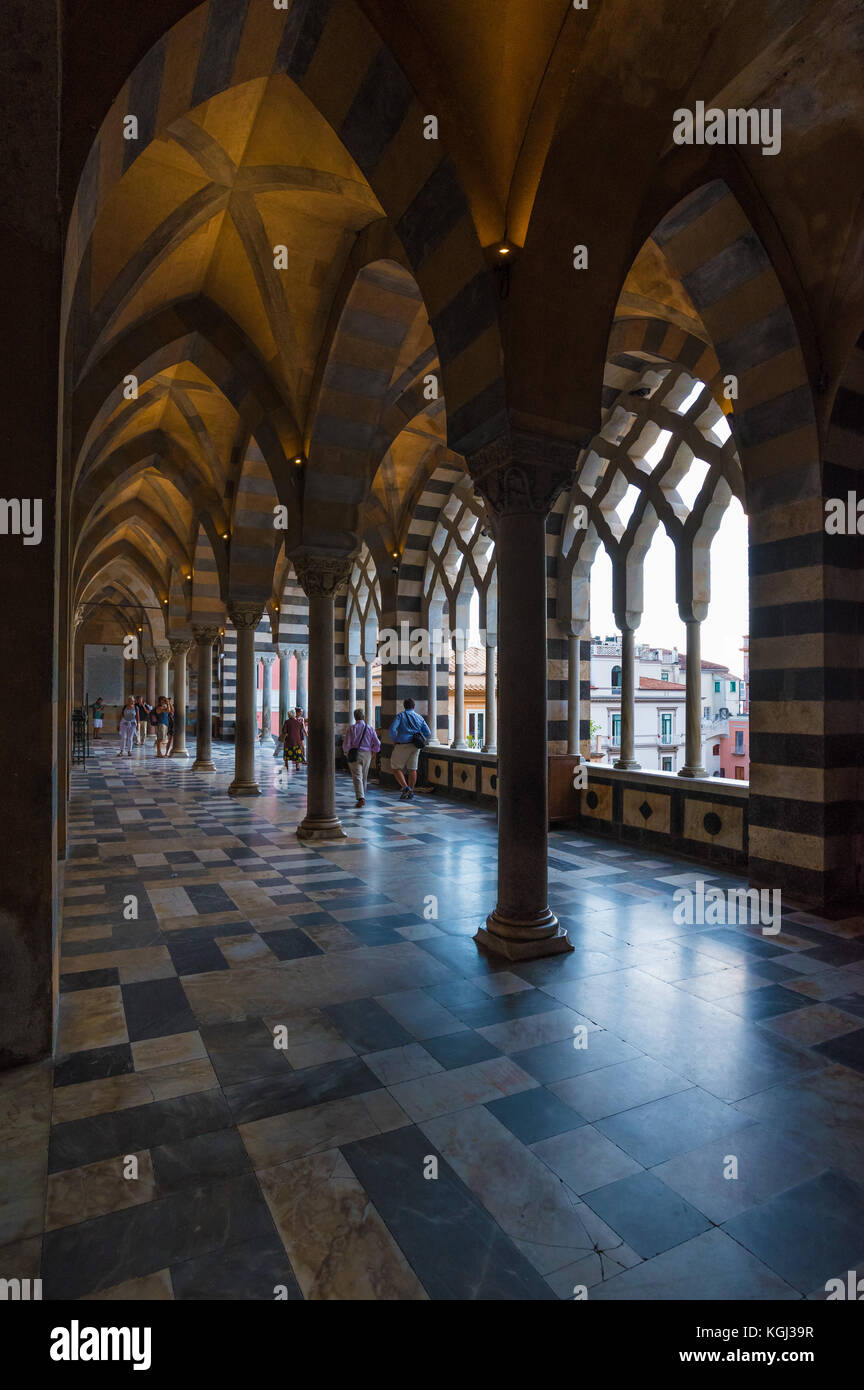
top-left (347, 722), bottom-right (365, 763)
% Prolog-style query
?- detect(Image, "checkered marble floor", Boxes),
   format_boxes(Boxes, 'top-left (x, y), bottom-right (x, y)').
top-left (3, 737), bottom-right (864, 1300)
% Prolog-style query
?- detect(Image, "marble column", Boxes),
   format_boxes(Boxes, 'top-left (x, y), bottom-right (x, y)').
top-left (155, 643), bottom-right (171, 699)
top-left (228, 604), bottom-right (264, 795)
top-left (145, 654), bottom-right (157, 708)
top-left (296, 650), bottom-right (309, 714)
top-left (614, 626), bottom-right (640, 770)
top-left (293, 556), bottom-right (351, 840)
top-left (260, 653), bottom-right (277, 746)
top-left (347, 660), bottom-right (358, 717)
top-left (364, 660), bottom-right (374, 721)
top-left (451, 640), bottom-right (467, 749)
top-left (483, 641), bottom-right (498, 753)
top-left (680, 618), bottom-right (708, 778)
top-left (191, 626), bottom-right (219, 771)
top-left (168, 639), bottom-right (193, 758)
top-left (567, 632), bottom-right (580, 757)
top-left (470, 444), bottom-right (574, 960)
top-left (274, 645), bottom-right (290, 757)
top-left (427, 653), bottom-right (439, 745)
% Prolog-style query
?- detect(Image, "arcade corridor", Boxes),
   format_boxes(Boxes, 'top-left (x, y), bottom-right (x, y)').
top-left (4, 743), bottom-right (864, 1301)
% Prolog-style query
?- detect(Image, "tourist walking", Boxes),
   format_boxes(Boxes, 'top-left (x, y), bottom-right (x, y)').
top-left (117, 697), bottom-right (138, 756)
top-left (92, 697), bottom-right (105, 739)
top-left (388, 697), bottom-right (430, 801)
top-left (281, 708), bottom-right (306, 769)
top-left (342, 708), bottom-right (380, 807)
top-left (154, 697), bottom-right (171, 758)
top-left (135, 696), bottom-right (150, 744)
top-left (165, 698), bottom-right (175, 756)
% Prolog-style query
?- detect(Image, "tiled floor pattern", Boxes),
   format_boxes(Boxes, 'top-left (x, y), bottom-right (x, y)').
top-left (3, 739), bottom-right (864, 1300)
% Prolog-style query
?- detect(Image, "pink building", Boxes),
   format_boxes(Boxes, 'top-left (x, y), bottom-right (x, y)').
top-left (715, 716), bottom-right (749, 780)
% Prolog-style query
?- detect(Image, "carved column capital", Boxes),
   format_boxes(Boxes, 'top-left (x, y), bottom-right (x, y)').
top-left (466, 429), bottom-right (582, 519)
top-left (260, 652), bottom-right (277, 668)
top-left (191, 624), bottom-right (221, 645)
top-left (168, 638), bottom-right (195, 658)
top-left (143, 654), bottom-right (158, 668)
top-left (276, 645), bottom-right (290, 660)
top-left (154, 643), bottom-right (172, 662)
top-left (292, 552), bottom-right (353, 598)
top-left (227, 602), bottom-right (265, 631)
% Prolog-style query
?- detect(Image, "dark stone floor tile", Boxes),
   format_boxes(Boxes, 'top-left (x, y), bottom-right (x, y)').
top-left (596, 1087), bottom-right (754, 1167)
top-left (513, 1030), bottom-right (640, 1084)
top-left (122, 977), bottom-right (198, 1041)
top-left (59, 968), bottom-right (120, 993)
top-left (200, 1019), bottom-right (290, 1087)
top-left (423, 1031), bottom-right (501, 1069)
top-left (814, 1028), bottom-right (864, 1074)
top-left (447, 990), bottom-right (564, 1031)
top-left (323, 998), bottom-right (414, 1052)
top-left (184, 884), bottom-right (237, 913)
top-left (723, 1170), bottom-right (864, 1293)
top-left (428, 979), bottom-right (490, 1010)
top-left (151, 1126), bottom-right (252, 1195)
top-left (582, 1170), bottom-right (710, 1259)
top-left (48, 1089), bottom-right (234, 1174)
top-left (258, 929), bottom-right (324, 961)
top-left (167, 939), bottom-right (230, 976)
top-left (486, 1087), bottom-right (586, 1144)
top-left (53, 1043), bottom-right (134, 1088)
top-left (716, 984), bottom-right (810, 1021)
top-left (171, 1234), bottom-right (302, 1300)
top-left (341, 1127), bottom-right (556, 1300)
top-left (224, 1056), bottom-right (382, 1125)
top-left (42, 1174), bottom-right (274, 1300)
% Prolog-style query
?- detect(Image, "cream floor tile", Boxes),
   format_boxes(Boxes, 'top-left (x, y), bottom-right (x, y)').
top-left (46, 1150), bottom-right (155, 1231)
top-left (57, 986), bottom-right (128, 1054)
top-left (258, 1149), bottom-right (427, 1300)
top-left (388, 1056), bottom-right (537, 1122)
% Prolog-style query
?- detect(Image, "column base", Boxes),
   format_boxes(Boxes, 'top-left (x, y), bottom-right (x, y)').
top-left (192, 759), bottom-right (216, 771)
top-left (613, 758), bottom-right (641, 770)
top-left (482, 744), bottom-right (498, 755)
top-left (260, 735), bottom-right (276, 748)
top-left (475, 907), bottom-right (573, 960)
top-left (297, 816), bottom-right (347, 841)
top-left (678, 765), bottom-right (708, 778)
top-left (169, 748), bottom-right (190, 759)
top-left (228, 780), bottom-right (261, 796)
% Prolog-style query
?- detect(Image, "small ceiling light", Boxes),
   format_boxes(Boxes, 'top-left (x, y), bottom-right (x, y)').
top-left (293, 455), bottom-right (303, 465)
top-left (222, 533), bottom-right (228, 540)
top-left (497, 244), bottom-right (511, 256)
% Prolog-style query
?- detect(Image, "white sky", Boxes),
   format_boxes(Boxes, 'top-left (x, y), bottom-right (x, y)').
top-left (589, 497), bottom-right (749, 677)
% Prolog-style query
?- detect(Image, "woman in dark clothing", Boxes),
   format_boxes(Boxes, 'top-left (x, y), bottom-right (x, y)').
top-left (281, 708), bottom-right (306, 768)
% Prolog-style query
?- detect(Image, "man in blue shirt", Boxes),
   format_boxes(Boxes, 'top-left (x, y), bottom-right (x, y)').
top-left (388, 697), bottom-right (431, 802)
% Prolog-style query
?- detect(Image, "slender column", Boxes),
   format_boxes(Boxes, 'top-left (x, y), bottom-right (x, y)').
top-left (427, 653), bottom-right (439, 745)
top-left (679, 617), bottom-right (708, 777)
top-left (614, 626), bottom-right (640, 770)
top-left (168, 639), bottom-right (193, 758)
top-left (470, 445), bottom-right (574, 960)
top-left (228, 604), bottom-right (264, 795)
top-left (296, 650), bottom-right (309, 713)
top-left (294, 556), bottom-right (351, 840)
top-left (451, 641), bottom-right (467, 749)
top-left (364, 660), bottom-right (374, 721)
top-left (260, 653), bottom-right (277, 746)
top-left (191, 626), bottom-right (219, 770)
top-left (274, 645), bottom-right (290, 757)
top-left (348, 660), bottom-right (358, 715)
top-left (145, 654), bottom-right (157, 708)
top-left (483, 642), bottom-right (498, 753)
top-left (567, 632), bottom-right (580, 757)
top-left (155, 642), bottom-right (171, 699)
